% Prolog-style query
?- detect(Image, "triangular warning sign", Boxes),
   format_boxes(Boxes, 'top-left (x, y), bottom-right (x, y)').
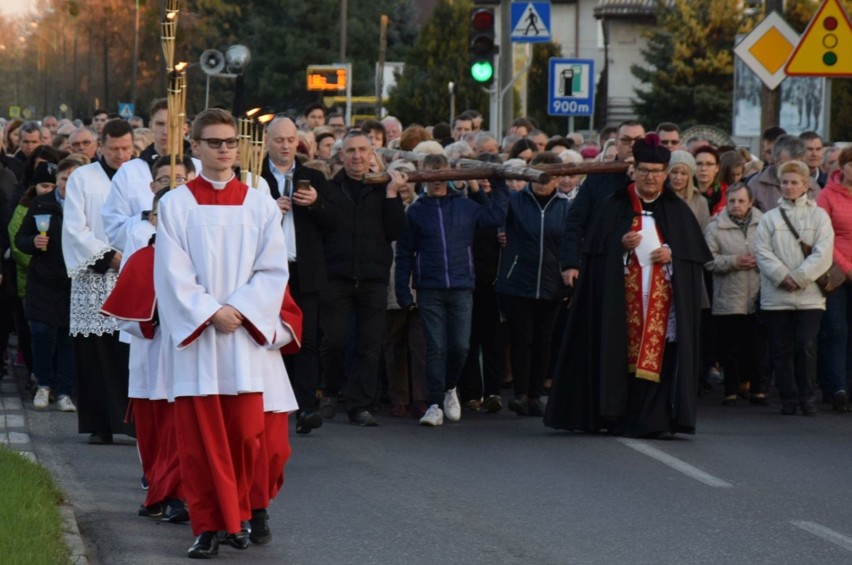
top-left (785, 0), bottom-right (852, 76)
top-left (512, 3), bottom-right (549, 39)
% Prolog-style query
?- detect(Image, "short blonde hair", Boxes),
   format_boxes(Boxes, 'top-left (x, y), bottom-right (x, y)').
top-left (777, 159), bottom-right (809, 181)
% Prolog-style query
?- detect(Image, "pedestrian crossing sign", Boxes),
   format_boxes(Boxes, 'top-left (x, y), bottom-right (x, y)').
top-left (118, 102), bottom-right (135, 120)
top-left (511, 2), bottom-right (551, 43)
top-left (785, 0), bottom-right (852, 77)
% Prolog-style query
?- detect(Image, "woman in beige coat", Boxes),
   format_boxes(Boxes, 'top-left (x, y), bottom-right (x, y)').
top-left (704, 183), bottom-right (766, 405)
top-left (755, 160), bottom-right (834, 415)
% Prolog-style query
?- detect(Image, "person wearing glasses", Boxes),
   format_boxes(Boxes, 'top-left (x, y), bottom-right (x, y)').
top-left (545, 134), bottom-right (712, 437)
top-left (102, 99), bottom-right (202, 253)
top-left (61, 119), bottom-right (136, 445)
top-left (562, 120), bottom-right (644, 288)
top-left (67, 127), bottom-right (98, 161)
top-left (154, 108), bottom-right (299, 557)
top-left (656, 122), bottom-right (682, 151)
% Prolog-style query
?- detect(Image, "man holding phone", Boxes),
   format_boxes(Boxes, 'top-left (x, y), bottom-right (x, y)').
top-left (262, 116), bottom-right (336, 434)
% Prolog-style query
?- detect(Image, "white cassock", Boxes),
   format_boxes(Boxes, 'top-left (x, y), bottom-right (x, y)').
top-left (101, 156), bottom-right (204, 252)
top-left (154, 175), bottom-right (297, 412)
top-left (61, 161), bottom-right (120, 337)
top-left (115, 220), bottom-right (171, 401)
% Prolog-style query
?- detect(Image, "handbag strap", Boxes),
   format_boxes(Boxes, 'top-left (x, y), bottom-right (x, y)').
top-left (779, 207), bottom-right (812, 257)
top-left (778, 208), bottom-right (801, 241)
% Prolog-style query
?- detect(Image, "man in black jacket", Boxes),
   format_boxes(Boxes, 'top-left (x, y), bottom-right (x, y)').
top-left (563, 120), bottom-right (644, 286)
top-left (262, 116), bottom-right (336, 435)
top-left (319, 131), bottom-right (407, 426)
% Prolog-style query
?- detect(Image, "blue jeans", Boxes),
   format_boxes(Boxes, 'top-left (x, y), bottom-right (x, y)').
top-left (29, 320), bottom-right (75, 397)
top-left (818, 284), bottom-right (852, 395)
top-left (417, 289), bottom-right (473, 407)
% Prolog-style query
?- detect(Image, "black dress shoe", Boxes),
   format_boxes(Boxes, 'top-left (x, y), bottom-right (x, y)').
top-left (187, 531), bottom-right (219, 559)
top-left (225, 522), bottom-right (251, 549)
top-left (249, 508), bottom-right (272, 545)
top-left (88, 432), bottom-right (113, 445)
top-left (296, 410), bottom-right (324, 434)
top-left (349, 410), bottom-right (378, 426)
top-left (507, 395), bottom-right (529, 416)
top-left (161, 499), bottom-right (190, 523)
top-left (138, 503), bottom-right (163, 518)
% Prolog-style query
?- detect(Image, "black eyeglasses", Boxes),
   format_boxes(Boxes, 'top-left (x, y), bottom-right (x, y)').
top-left (198, 137), bottom-right (239, 149)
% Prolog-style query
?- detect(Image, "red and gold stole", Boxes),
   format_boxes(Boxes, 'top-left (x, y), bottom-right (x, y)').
top-left (624, 185), bottom-right (672, 383)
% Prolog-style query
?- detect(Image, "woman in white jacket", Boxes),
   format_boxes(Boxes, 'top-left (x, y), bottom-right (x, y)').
top-left (755, 160), bottom-right (834, 415)
top-left (704, 183), bottom-right (766, 405)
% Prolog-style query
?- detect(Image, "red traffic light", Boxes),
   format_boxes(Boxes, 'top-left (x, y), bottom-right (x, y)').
top-left (471, 8), bottom-right (494, 31)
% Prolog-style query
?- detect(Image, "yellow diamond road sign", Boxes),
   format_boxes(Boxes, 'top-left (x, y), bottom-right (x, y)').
top-left (734, 12), bottom-right (799, 90)
top-left (785, 0), bottom-right (852, 77)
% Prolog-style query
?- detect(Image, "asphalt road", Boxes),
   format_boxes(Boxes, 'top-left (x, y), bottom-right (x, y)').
top-left (26, 391), bottom-right (852, 565)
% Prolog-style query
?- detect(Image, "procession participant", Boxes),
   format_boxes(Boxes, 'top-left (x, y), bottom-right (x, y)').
top-left (304, 103), bottom-right (326, 129)
top-left (394, 154), bottom-right (508, 426)
top-left (755, 160), bottom-right (833, 416)
top-left (154, 108), bottom-right (298, 558)
top-left (68, 127), bottom-right (98, 161)
top-left (61, 118), bottom-right (135, 445)
top-left (101, 99), bottom-right (194, 251)
top-left (261, 116), bottom-right (335, 435)
top-left (318, 131), bottom-right (407, 426)
top-left (101, 182), bottom-right (189, 524)
top-left (544, 134), bottom-right (712, 437)
top-left (562, 120), bottom-right (644, 288)
top-left (17, 158), bottom-right (84, 412)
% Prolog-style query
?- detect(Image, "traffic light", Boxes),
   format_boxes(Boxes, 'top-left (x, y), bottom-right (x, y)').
top-left (469, 7), bottom-right (496, 84)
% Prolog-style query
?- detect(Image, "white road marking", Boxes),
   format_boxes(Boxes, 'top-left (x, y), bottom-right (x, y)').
top-left (791, 521), bottom-right (852, 553)
top-left (618, 438), bottom-right (733, 488)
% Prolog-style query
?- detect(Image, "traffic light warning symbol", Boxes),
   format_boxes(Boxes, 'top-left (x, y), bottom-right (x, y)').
top-left (785, 0), bottom-right (852, 76)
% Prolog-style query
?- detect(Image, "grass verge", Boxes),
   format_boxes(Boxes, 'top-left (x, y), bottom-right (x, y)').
top-left (0, 447), bottom-right (69, 564)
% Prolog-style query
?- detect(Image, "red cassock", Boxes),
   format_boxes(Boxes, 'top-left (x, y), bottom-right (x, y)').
top-left (102, 229), bottom-right (303, 531)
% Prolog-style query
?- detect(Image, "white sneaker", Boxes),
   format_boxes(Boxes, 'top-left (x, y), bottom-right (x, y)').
top-left (57, 395), bottom-right (77, 412)
top-left (34, 386), bottom-right (50, 410)
top-left (419, 404), bottom-right (444, 426)
top-left (443, 387), bottom-right (461, 422)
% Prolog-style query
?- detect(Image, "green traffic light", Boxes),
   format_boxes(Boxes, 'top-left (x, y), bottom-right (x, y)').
top-left (471, 61), bottom-right (494, 83)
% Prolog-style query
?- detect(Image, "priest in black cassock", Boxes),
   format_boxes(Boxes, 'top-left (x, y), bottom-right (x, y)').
top-left (544, 134), bottom-right (712, 438)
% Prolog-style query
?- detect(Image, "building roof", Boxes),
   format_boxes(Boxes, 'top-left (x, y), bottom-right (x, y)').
top-left (593, 0), bottom-right (657, 19)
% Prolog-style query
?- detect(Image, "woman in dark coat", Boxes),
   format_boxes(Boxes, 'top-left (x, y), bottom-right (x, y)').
top-left (496, 151), bottom-right (572, 417)
top-left (16, 157), bottom-right (84, 410)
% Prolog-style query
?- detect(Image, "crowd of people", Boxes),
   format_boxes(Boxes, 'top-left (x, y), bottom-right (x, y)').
top-left (0, 101), bottom-right (849, 558)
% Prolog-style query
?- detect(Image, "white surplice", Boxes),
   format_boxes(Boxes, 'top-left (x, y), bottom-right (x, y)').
top-left (154, 177), bottom-right (297, 412)
top-left (61, 161), bottom-right (120, 337)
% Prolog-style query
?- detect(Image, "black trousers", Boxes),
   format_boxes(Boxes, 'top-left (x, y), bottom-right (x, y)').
top-left (763, 309), bottom-right (823, 405)
top-left (283, 262), bottom-right (321, 412)
top-left (74, 333), bottom-right (134, 437)
top-left (319, 279), bottom-right (387, 415)
top-left (459, 285), bottom-right (507, 401)
top-left (499, 294), bottom-right (560, 400)
top-left (715, 314), bottom-right (767, 396)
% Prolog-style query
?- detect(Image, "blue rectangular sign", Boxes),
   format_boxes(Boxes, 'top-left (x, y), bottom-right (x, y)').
top-left (548, 58), bottom-right (595, 117)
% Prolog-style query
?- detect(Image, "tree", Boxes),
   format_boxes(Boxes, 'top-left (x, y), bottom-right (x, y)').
top-left (242, 0), bottom-right (417, 114)
top-left (386, 0), bottom-right (488, 127)
top-left (631, 0), bottom-right (756, 130)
